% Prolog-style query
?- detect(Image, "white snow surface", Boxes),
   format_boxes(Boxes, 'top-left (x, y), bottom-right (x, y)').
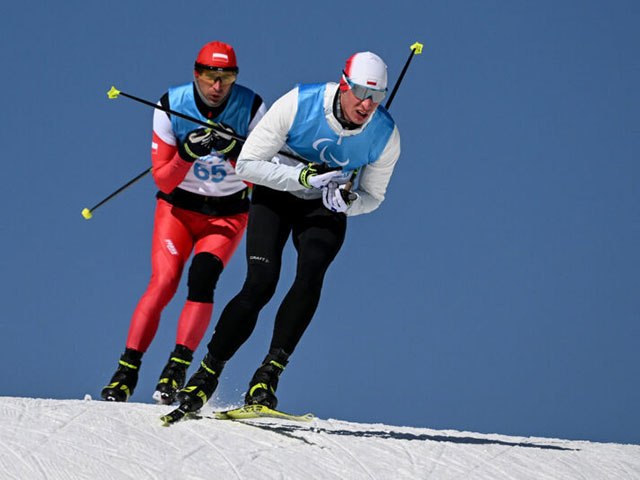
top-left (1, 396), bottom-right (638, 480)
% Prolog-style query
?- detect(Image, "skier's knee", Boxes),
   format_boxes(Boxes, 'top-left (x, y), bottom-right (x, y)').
top-left (240, 263), bottom-right (279, 306)
top-left (187, 253), bottom-right (223, 302)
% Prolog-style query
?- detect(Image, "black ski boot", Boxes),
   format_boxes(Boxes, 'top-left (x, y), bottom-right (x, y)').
top-left (175, 353), bottom-right (226, 412)
top-left (244, 348), bottom-right (289, 409)
top-left (101, 349), bottom-right (143, 402)
top-left (152, 345), bottom-right (193, 405)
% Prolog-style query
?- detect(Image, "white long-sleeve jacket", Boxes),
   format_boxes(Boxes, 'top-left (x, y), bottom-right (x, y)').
top-left (236, 83), bottom-right (401, 216)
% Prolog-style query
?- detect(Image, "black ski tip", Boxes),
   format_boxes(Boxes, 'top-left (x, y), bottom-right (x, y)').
top-left (161, 407), bottom-right (187, 426)
top-left (160, 403), bottom-right (199, 426)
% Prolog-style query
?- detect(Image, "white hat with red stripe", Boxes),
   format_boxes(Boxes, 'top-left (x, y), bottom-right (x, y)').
top-left (340, 51), bottom-right (388, 91)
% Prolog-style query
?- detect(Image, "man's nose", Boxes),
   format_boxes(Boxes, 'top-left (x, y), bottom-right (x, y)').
top-left (360, 97), bottom-right (375, 109)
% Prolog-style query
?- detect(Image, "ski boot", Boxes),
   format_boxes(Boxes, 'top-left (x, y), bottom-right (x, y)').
top-left (175, 353), bottom-right (226, 412)
top-left (152, 345), bottom-right (193, 405)
top-left (244, 348), bottom-right (289, 409)
top-left (101, 349), bottom-right (143, 402)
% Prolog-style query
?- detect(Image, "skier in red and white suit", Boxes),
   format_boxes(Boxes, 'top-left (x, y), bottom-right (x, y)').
top-left (101, 41), bottom-right (267, 404)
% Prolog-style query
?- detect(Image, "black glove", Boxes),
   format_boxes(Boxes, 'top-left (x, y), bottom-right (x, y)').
top-left (178, 124), bottom-right (238, 162)
top-left (178, 128), bottom-right (215, 162)
top-left (209, 123), bottom-right (237, 155)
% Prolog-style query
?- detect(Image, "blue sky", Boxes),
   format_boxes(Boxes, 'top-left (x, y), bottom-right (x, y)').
top-left (1, 1), bottom-right (638, 444)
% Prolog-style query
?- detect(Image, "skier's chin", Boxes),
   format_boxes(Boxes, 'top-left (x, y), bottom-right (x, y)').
top-left (206, 95), bottom-right (222, 106)
top-left (348, 111), bottom-right (369, 125)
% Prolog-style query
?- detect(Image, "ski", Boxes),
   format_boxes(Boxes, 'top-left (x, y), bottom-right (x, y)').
top-left (213, 404), bottom-right (315, 422)
top-left (161, 404), bottom-right (314, 426)
top-left (160, 405), bottom-right (197, 426)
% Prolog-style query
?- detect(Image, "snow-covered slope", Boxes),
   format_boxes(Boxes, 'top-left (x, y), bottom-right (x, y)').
top-left (1, 397), bottom-right (638, 480)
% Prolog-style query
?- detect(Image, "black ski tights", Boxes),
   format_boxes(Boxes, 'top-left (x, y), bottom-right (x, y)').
top-left (208, 186), bottom-right (346, 359)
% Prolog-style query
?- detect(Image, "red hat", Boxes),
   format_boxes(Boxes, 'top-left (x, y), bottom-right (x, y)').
top-left (339, 51), bottom-right (388, 92)
top-left (195, 41), bottom-right (238, 72)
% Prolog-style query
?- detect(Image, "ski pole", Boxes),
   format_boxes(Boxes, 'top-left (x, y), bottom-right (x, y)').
top-left (344, 41), bottom-right (423, 192)
top-left (107, 87), bottom-right (248, 143)
top-left (384, 42), bottom-right (423, 111)
top-left (81, 167), bottom-right (152, 219)
top-left (82, 87), bottom-right (312, 220)
top-left (107, 86), bottom-right (310, 164)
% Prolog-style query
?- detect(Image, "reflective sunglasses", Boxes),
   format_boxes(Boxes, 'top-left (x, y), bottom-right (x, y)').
top-left (342, 71), bottom-right (387, 103)
top-left (198, 70), bottom-right (237, 87)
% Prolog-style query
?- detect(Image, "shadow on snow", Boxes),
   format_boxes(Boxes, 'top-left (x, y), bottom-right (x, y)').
top-left (237, 422), bottom-right (577, 451)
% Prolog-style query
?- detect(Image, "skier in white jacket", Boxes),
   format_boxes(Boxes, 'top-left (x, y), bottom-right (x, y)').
top-left (176, 51), bottom-right (401, 413)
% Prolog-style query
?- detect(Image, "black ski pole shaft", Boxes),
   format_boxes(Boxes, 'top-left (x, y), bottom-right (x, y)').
top-left (108, 87), bottom-right (248, 142)
top-left (345, 42), bottom-right (423, 191)
top-left (81, 167), bottom-right (151, 220)
top-left (107, 86), bottom-right (309, 164)
top-left (385, 42), bottom-right (423, 110)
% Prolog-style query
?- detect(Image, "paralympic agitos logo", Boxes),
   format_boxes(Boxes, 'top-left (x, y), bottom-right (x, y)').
top-left (312, 138), bottom-right (349, 167)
